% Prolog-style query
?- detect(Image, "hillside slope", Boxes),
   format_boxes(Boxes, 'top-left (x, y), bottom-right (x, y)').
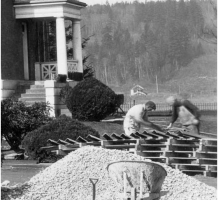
top-left (165, 54), bottom-right (217, 95)
top-left (110, 54), bottom-right (217, 103)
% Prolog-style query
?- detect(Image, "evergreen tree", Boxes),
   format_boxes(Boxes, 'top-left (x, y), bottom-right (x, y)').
top-left (100, 24), bottom-right (113, 58)
top-left (177, 0), bottom-right (188, 23)
top-left (81, 0), bottom-right (207, 85)
top-left (188, 0), bottom-right (204, 36)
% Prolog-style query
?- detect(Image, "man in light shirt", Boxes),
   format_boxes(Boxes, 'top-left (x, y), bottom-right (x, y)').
top-left (123, 101), bottom-right (163, 136)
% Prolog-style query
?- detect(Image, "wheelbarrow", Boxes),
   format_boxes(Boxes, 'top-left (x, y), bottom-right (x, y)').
top-left (107, 161), bottom-right (167, 200)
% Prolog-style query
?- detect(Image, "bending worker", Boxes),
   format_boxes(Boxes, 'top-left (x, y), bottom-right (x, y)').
top-left (166, 96), bottom-right (201, 134)
top-left (123, 101), bottom-right (163, 136)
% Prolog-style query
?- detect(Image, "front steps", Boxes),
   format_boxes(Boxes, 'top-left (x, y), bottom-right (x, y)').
top-left (18, 81), bottom-right (72, 117)
top-left (18, 81), bottom-right (46, 105)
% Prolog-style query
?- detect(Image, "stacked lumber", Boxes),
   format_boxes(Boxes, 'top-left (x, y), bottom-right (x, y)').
top-left (40, 130), bottom-right (217, 177)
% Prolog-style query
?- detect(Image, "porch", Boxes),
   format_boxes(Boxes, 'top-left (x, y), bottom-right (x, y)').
top-left (13, 0), bottom-right (87, 81)
top-left (35, 60), bottom-right (78, 80)
top-left (1, 0), bottom-right (88, 117)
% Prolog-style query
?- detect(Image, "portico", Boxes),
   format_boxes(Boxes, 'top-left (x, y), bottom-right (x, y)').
top-left (13, 0), bottom-right (86, 80)
top-left (5, 0), bottom-right (87, 117)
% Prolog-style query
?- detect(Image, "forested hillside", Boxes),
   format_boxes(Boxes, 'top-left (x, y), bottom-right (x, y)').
top-left (79, 0), bottom-right (216, 97)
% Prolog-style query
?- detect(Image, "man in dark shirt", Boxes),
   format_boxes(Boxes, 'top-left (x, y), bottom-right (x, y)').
top-left (166, 96), bottom-right (201, 134)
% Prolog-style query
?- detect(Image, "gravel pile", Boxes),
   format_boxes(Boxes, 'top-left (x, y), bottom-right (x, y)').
top-left (14, 146), bottom-right (216, 200)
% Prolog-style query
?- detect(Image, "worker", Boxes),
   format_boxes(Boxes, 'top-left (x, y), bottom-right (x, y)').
top-left (166, 96), bottom-right (201, 134)
top-left (123, 101), bottom-right (163, 136)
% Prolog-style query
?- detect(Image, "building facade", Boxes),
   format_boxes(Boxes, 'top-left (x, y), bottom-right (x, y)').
top-left (1, 0), bottom-right (87, 116)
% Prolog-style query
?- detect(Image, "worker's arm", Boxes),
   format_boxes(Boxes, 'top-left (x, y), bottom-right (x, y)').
top-left (136, 117), bottom-right (163, 132)
top-left (167, 103), bottom-right (179, 129)
top-left (170, 103), bottom-right (178, 124)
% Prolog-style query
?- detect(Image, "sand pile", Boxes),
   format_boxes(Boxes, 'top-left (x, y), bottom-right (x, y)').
top-left (13, 146), bottom-right (216, 200)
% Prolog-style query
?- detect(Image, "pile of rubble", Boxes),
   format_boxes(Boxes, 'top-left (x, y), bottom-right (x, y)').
top-left (3, 146), bottom-right (217, 200)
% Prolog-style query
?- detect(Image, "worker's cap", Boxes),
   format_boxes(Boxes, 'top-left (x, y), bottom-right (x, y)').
top-left (166, 96), bottom-right (176, 105)
top-left (145, 101), bottom-right (156, 110)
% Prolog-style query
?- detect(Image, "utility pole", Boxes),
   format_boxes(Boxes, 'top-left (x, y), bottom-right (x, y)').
top-left (156, 75), bottom-right (159, 93)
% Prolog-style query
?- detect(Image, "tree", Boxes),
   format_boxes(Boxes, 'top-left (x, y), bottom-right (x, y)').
top-left (79, 1), bottom-right (210, 85)
top-left (101, 24), bottom-right (113, 57)
top-left (188, 0), bottom-right (204, 36)
top-left (82, 34), bottom-right (95, 79)
top-left (177, 0), bottom-right (188, 23)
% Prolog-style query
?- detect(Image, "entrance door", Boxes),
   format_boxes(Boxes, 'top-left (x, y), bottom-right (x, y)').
top-left (22, 22), bottom-right (29, 80)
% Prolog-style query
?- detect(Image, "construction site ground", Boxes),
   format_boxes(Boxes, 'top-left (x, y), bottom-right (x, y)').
top-left (1, 157), bottom-right (217, 189)
top-left (1, 113), bottom-right (217, 189)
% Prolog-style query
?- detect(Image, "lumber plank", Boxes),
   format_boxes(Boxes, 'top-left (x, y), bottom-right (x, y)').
top-left (136, 132), bottom-right (153, 139)
top-left (179, 131), bottom-right (206, 139)
top-left (40, 146), bottom-right (58, 151)
top-left (130, 133), bottom-right (141, 139)
top-left (140, 144), bottom-right (167, 147)
top-left (65, 138), bottom-right (80, 144)
top-left (55, 149), bottom-right (67, 156)
top-left (104, 144), bottom-right (136, 149)
top-left (86, 134), bottom-right (102, 141)
top-left (141, 131), bottom-right (161, 139)
top-left (58, 144), bottom-right (79, 151)
top-left (102, 133), bottom-right (113, 140)
top-left (165, 131), bottom-right (181, 139)
top-left (135, 132), bottom-right (148, 139)
top-left (76, 136), bottom-right (88, 143)
top-left (58, 139), bottom-right (70, 145)
top-left (151, 130), bottom-right (169, 138)
top-left (196, 158), bottom-right (217, 165)
top-left (198, 145), bottom-right (217, 152)
top-left (111, 133), bottom-right (123, 140)
top-left (193, 151), bottom-right (217, 159)
top-left (120, 134), bottom-right (133, 139)
top-left (46, 139), bottom-right (59, 146)
top-left (170, 144), bottom-right (199, 147)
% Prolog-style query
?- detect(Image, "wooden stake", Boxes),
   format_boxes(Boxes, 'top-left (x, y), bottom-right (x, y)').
top-left (131, 188), bottom-right (137, 200)
top-left (123, 171), bottom-right (127, 198)
top-left (139, 169), bottom-right (143, 198)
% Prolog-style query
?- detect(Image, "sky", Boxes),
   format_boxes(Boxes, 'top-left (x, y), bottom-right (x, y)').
top-left (81, 0), bottom-right (147, 6)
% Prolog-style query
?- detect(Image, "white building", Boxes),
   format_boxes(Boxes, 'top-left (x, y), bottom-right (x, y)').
top-left (130, 85), bottom-right (147, 96)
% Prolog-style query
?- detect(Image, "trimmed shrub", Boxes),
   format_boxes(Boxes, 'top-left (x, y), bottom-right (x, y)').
top-left (64, 77), bottom-right (121, 121)
top-left (68, 72), bottom-right (83, 81)
top-left (22, 115), bottom-right (99, 159)
top-left (59, 84), bottom-right (74, 104)
top-left (1, 98), bottom-right (52, 151)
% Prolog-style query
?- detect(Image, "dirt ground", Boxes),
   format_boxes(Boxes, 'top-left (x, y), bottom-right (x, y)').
top-left (193, 175), bottom-right (217, 188)
top-left (1, 160), bottom-right (217, 189)
top-left (1, 160), bottom-right (48, 186)
top-left (1, 113), bottom-right (217, 190)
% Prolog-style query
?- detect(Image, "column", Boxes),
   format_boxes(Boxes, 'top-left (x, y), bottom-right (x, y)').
top-left (56, 17), bottom-right (68, 75)
top-left (73, 20), bottom-right (83, 73)
top-left (44, 80), bottom-right (68, 117)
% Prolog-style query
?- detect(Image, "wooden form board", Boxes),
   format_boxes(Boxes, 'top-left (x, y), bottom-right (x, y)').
top-left (40, 131), bottom-right (217, 177)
